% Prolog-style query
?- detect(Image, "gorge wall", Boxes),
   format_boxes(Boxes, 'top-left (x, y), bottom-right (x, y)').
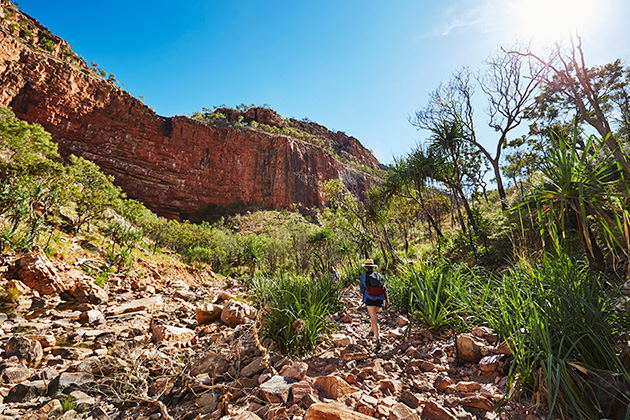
top-left (0, 0), bottom-right (381, 220)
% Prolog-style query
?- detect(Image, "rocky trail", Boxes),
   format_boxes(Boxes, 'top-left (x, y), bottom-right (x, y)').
top-left (0, 248), bottom-right (536, 420)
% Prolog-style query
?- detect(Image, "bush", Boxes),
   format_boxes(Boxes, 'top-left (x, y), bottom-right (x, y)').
top-left (250, 274), bottom-right (342, 354)
top-left (39, 37), bottom-right (55, 52)
top-left (485, 256), bottom-right (630, 419)
top-left (0, 284), bottom-right (20, 303)
top-left (387, 261), bottom-right (462, 332)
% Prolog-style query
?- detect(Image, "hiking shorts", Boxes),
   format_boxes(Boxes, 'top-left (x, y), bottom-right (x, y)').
top-left (365, 298), bottom-right (383, 307)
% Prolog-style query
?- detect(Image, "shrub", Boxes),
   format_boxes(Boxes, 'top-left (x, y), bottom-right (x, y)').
top-left (40, 37), bottom-right (55, 52)
top-left (60, 44), bottom-right (77, 61)
top-left (102, 220), bottom-right (141, 272)
top-left (0, 284), bottom-right (20, 303)
top-left (60, 395), bottom-right (76, 413)
top-left (488, 256), bottom-right (630, 419)
top-left (444, 255), bottom-right (630, 419)
top-left (387, 261), bottom-right (462, 332)
top-left (94, 271), bottom-right (109, 287)
top-left (250, 274), bottom-right (342, 354)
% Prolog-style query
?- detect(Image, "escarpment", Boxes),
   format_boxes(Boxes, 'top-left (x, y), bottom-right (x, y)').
top-left (0, 0), bottom-right (380, 220)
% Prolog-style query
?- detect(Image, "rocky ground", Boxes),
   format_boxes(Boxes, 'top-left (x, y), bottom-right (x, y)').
top-left (0, 246), bottom-right (541, 420)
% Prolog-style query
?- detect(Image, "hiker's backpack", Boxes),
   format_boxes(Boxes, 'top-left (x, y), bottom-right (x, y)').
top-left (366, 272), bottom-right (386, 296)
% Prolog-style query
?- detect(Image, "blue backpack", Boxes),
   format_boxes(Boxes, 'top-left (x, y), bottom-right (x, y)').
top-left (366, 272), bottom-right (386, 296)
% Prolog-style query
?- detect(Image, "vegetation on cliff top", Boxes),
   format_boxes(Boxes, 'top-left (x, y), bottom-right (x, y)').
top-left (0, 2), bottom-right (120, 85)
top-left (191, 104), bottom-right (383, 178)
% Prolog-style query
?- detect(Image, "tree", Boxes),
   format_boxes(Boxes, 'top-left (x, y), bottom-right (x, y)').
top-left (0, 106), bottom-right (57, 159)
top-left (477, 49), bottom-right (545, 209)
top-left (0, 107), bottom-right (67, 250)
top-left (426, 118), bottom-right (482, 234)
top-left (413, 52), bottom-right (544, 211)
top-left (612, 66), bottom-right (630, 142)
top-left (383, 154), bottom-right (445, 240)
top-left (322, 179), bottom-right (405, 267)
top-left (67, 155), bottom-right (122, 233)
top-left (509, 35), bottom-right (630, 174)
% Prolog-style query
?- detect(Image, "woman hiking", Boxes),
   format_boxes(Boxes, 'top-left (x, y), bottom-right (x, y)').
top-left (359, 258), bottom-right (389, 352)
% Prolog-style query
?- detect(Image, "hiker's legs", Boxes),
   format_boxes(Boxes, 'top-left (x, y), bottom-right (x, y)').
top-left (367, 305), bottom-right (380, 339)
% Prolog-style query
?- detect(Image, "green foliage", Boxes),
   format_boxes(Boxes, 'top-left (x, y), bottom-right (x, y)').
top-left (0, 284), bottom-right (20, 303)
top-left (192, 109), bottom-right (226, 124)
top-left (0, 107), bottom-right (67, 252)
top-left (387, 254), bottom-right (630, 418)
top-left (94, 269), bottom-right (111, 287)
top-left (250, 273), bottom-right (342, 354)
top-left (0, 107), bottom-right (57, 158)
top-left (68, 155), bottom-right (122, 233)
top-left (239, 233), bottom-right (269, 275)
top-left (102, 220), bottom-right (141, 272)
top-left (516, 131), bottom-right (629, 268)
top-left (39, 37), bottom-right (55, 52)
top-left (387, 261), bottom-right (462, 332)
top-left (136, 215), bottom-right (241, 273)
top-left (60, 43), bottom-right (77, 61)
top-left (89, 61), bottom-right (114, 81)
top-left (60, 395), bottom-right (77, 413)
top-left (485, 256), bottom-right (629, 419)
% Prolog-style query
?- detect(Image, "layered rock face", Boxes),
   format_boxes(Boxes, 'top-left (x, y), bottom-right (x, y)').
top-left (0, 0), bottom-right (380, 219)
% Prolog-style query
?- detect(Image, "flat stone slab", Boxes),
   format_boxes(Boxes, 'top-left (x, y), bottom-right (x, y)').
top-left (105, 296), bottom-right (164, 315)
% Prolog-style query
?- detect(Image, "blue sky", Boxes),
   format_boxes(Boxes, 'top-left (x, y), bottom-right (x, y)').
top-left (15, 0), bottom-right (630, 165)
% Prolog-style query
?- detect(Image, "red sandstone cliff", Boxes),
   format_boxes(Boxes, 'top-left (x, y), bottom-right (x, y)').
top-left (0, 0), bottom-right (381, 220)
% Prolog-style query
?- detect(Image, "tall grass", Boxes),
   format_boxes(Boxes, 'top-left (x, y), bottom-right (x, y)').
top-left (488, 256), bottom-right (630, 419)
top-left (388, 255), bottom-right (630, 418)
top-left (250, 273), bottom-right (343, 354)
top-left (388, 261), bottom-right (463, 332)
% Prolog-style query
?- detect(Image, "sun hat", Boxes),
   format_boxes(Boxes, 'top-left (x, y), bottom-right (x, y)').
top-left (362, 258), bottom-right (377, 268)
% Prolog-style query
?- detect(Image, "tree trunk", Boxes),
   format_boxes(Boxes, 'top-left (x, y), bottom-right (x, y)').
top-left (491, 158), bottom-right (508, 210)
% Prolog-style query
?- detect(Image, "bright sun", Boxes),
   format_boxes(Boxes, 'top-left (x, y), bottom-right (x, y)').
top-left (511, 0), bottom-right (597, 44)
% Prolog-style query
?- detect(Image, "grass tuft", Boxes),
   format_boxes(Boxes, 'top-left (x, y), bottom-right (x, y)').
top-left (250, 273), bottom-right (342, 354)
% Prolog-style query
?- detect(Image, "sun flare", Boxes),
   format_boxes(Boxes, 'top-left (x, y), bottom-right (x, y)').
top-left (511, 0), bottom-right (596, 44)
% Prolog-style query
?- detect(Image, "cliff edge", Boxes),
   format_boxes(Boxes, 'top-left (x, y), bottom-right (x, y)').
top-left (0, 0), bottom-right (381, 220)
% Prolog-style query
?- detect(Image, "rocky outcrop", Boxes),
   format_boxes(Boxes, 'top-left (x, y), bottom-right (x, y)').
top-left (0, 0), bottom-right (380, 220)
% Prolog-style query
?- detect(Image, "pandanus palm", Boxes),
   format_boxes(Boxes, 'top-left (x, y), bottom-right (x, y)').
top-left (383, 148), bottom-right (444, 239)
top-left (426, 118), bottom-right (479, 233)
top-left (519, 131), bottom-right (629, 270)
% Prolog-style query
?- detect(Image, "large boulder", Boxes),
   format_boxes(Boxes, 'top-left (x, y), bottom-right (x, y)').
top-left (195, 303), bottom-right (223, 324)
top-left (4, 380), bottom-right (47, 402)
top-left (79, 309), bottom-right (106, 325)
top-left (151, 324), bottom-right (195, 344)
top-left (48, 372), bottom-right (94, 397)
top-left (5, 336), bottom-right (43, 364)
top-left (279, 361), bottom-right (308, 381)
top-left (0, 362), bottom-right (31, 383)
top-left (16, 249), bottom-right (67, 295)
top-left (259, 375), bottom-right (297, 404)
top-left (314, 375), bottom-right (359, 400)
top-left (456, 333), bottom-right (486, 363)
top-left (390, 402), bottom-right (420, 420)
top-left (64, 273), bottom-right (108, 304)
top-left (421, 401), bottom-right (458, 420)
top-left (241, 357), bottom-right (266, 378)
top-left (220, 301), bottom-right (256, 326)
top-left (291, 380), bottom-right (315, 405)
